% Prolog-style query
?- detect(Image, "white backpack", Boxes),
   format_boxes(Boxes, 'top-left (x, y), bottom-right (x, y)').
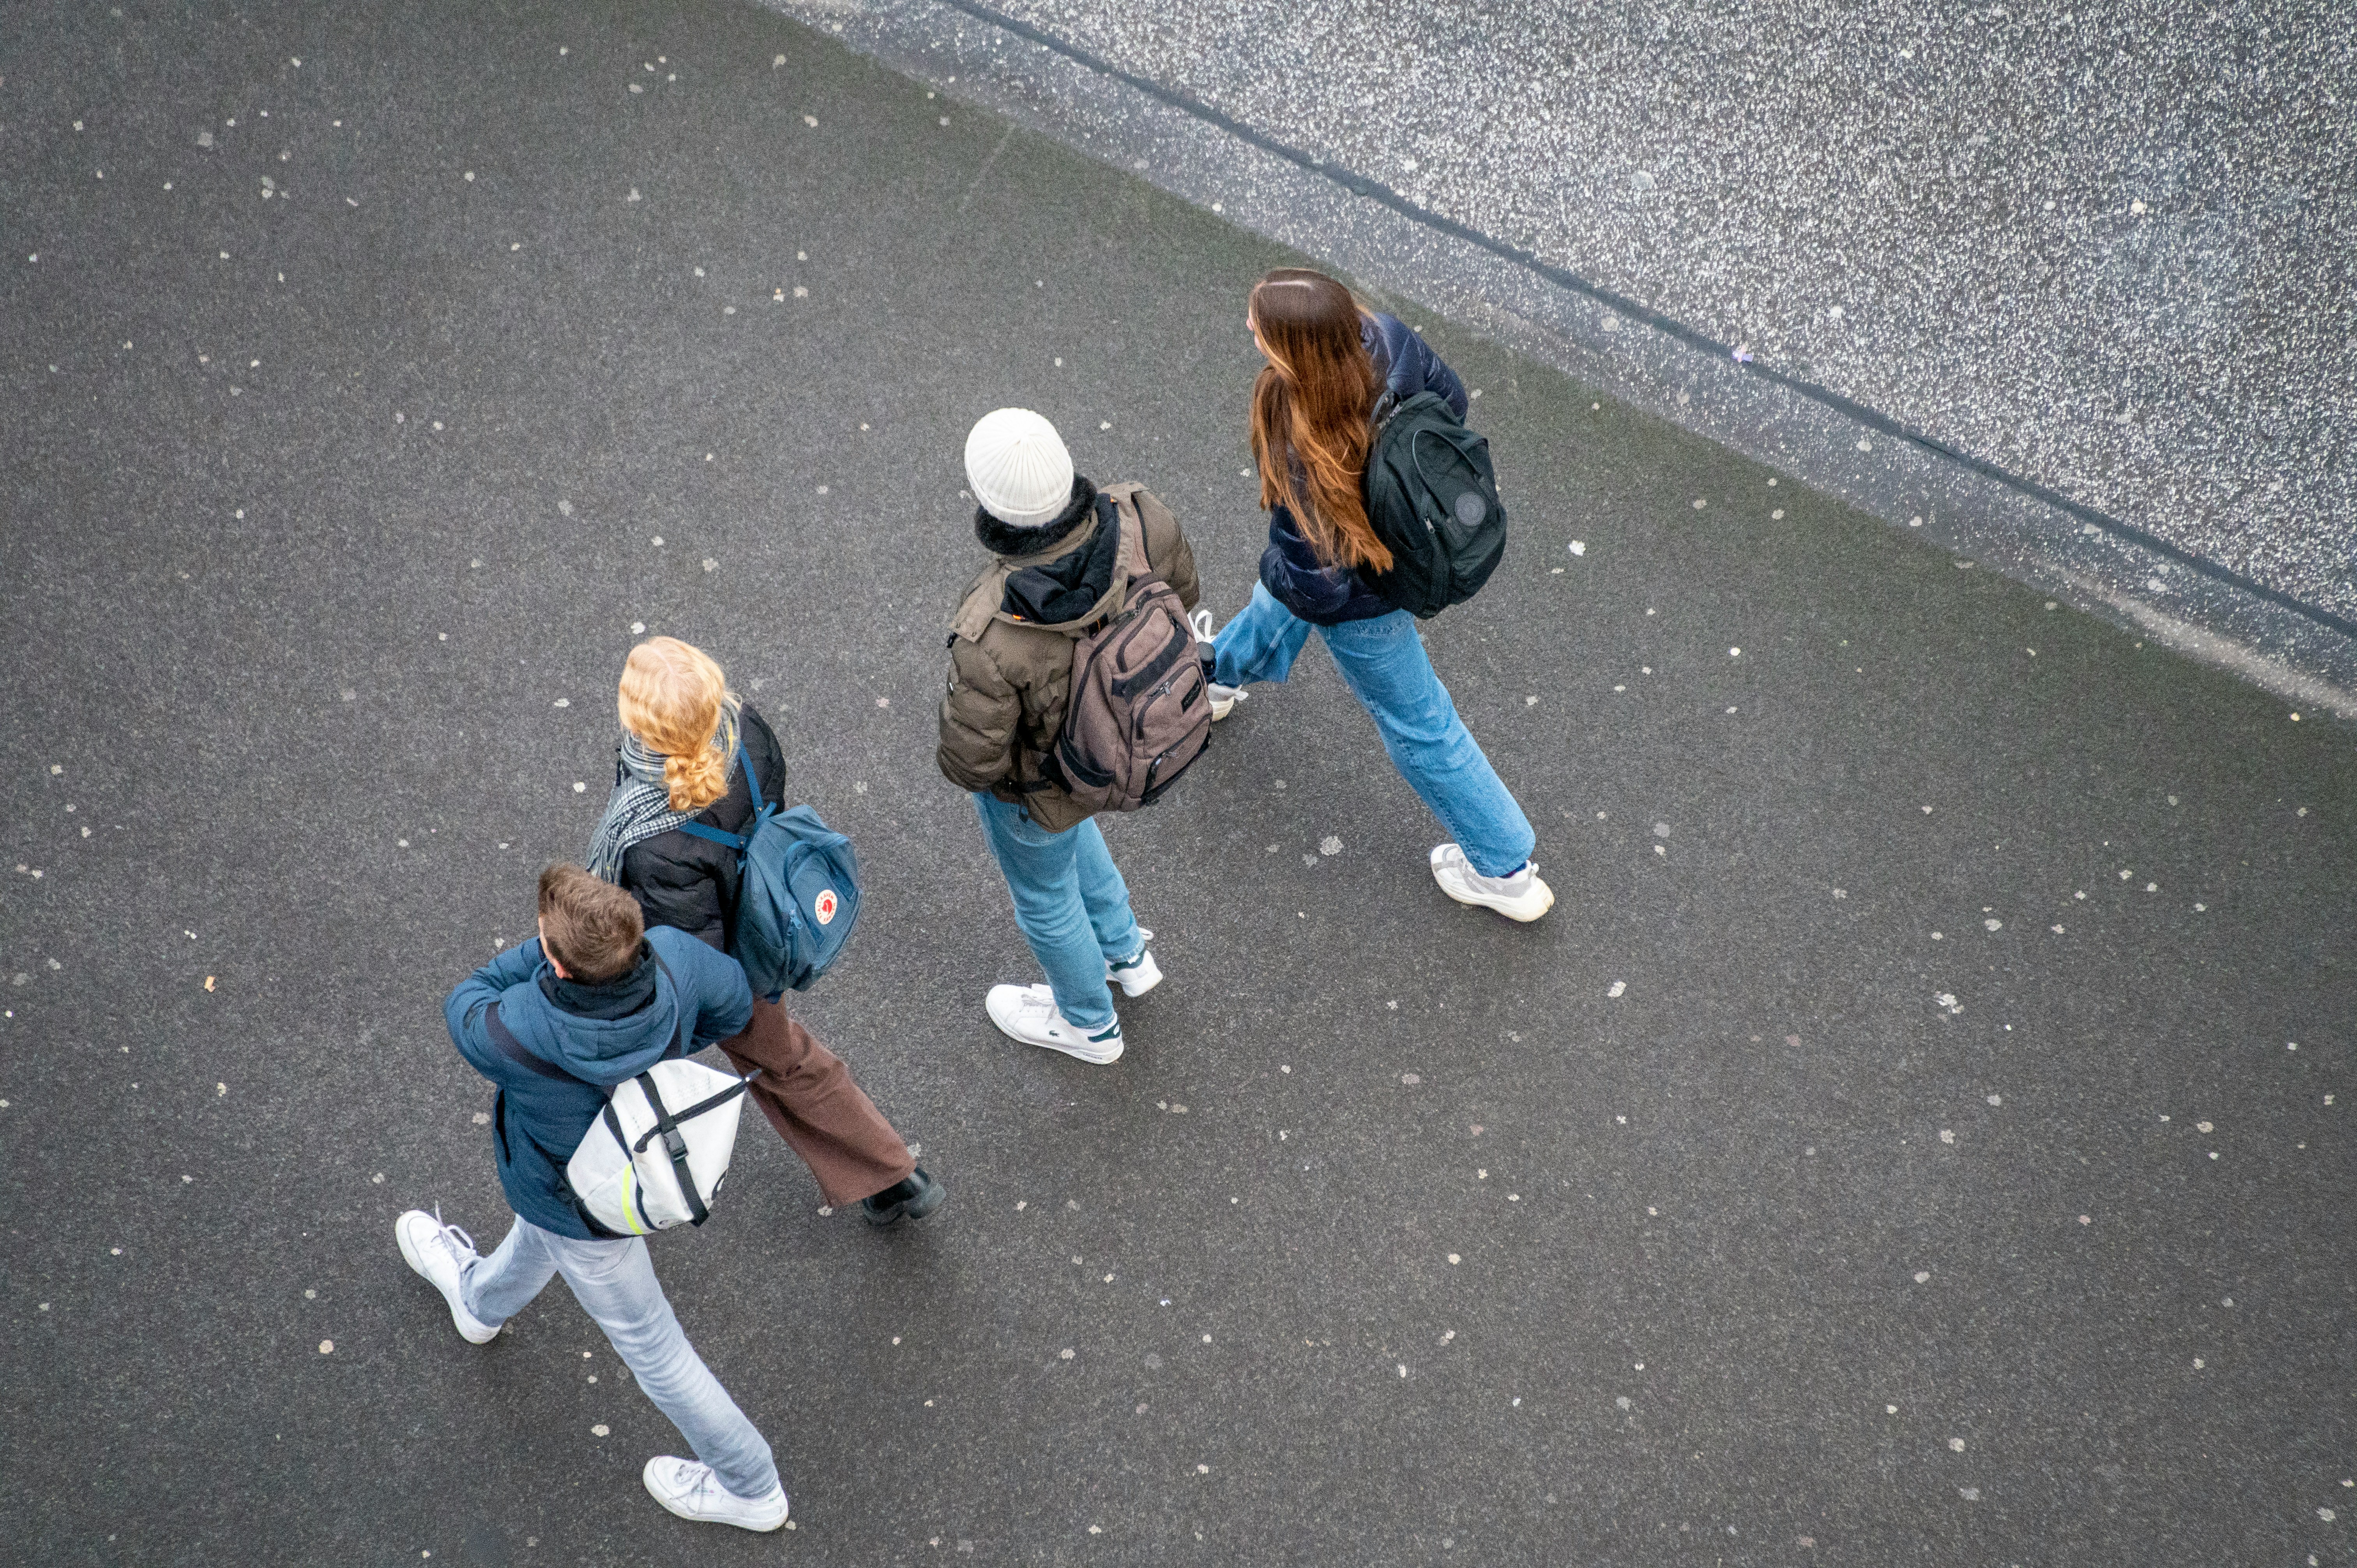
top-left (565, 1058), bottom-right (752, 1235)
top-left (484, 955), bottom-right (756, 1236)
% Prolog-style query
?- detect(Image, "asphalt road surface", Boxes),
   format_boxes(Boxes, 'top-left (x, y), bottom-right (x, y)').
top-left (3, 2), bottom-right (2351, 1564)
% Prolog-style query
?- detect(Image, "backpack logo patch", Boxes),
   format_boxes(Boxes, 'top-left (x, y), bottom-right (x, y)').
top-left (814, 889), bottom-right (839, 925)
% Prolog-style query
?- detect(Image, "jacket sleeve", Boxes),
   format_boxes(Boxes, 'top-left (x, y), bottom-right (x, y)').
top-left (1258, 506), bottom-right (1359, 621)
top-left (1374, 313), bottom-right (1469, 420)
top-left (680, 937), bottom-right (754, 1049)
top-left (444, 939), bottom-right (545, 1076)
top-left (937, 636), bottom-right (1021, 793)
top-left (1132, 488), bottom-right (1200, 612)
top-left (1421, 338), bottom-right (1471, 421)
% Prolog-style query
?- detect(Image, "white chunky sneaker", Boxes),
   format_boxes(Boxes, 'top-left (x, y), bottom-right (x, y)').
top-left (395, 1208), bottom-right (500, 1344)
top-left (1189, 611), bottom-right (1247, 721)
top-left (1106, 928), bottom-right (1163, 997)
top-left (1429, 843), bottom-right (1555, 922)
top-left (987, 983), bottom-right (1124, 1064)
top-left (642, 1457), bottom-right (790, 1532)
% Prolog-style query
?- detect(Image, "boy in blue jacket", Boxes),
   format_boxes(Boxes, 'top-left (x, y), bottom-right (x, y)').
top-left (395, 863), bottom-right (790, 1533)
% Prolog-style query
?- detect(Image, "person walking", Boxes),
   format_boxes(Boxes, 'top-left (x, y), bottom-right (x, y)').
top-left (395, 864), bottom-right (790, 1532)
top-left (587, 635), bottom-right (942, 1227)
top-left (937, 408), bottom-right (1203, 1063)
top-left (1200, 268), bottom-right (1553, 922)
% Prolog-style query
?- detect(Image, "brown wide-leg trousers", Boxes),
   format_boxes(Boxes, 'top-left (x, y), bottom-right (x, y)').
top-left (713, 996), bottom-right (915, 1208)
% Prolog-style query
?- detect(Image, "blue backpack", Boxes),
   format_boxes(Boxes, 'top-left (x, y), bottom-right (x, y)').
top-left (674, 745), bottom-right (862, 996)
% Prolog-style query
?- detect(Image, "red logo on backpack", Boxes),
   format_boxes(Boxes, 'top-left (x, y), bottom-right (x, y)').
top-left (814, 889), bottom-right (839, 925)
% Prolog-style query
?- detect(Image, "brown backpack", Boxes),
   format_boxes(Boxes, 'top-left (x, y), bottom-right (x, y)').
top-left (1051, 501), bottom-right (1213, 814)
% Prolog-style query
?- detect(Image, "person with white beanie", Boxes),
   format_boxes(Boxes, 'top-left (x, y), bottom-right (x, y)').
top-left (936, 408), bottom-right (1202, 1063)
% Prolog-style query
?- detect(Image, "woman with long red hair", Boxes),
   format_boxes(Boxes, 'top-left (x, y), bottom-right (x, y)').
top-left (1200, 268), bottom-right (1551, 920)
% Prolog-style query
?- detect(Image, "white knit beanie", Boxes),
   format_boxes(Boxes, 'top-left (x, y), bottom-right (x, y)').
top-left (964, 408), bottom-right (1075, 530)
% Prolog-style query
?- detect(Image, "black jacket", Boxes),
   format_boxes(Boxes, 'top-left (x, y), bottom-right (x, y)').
top-left (615, 703), bottom-right (789, 952)
top-left (1258, 312), bottom-right (1473, 626)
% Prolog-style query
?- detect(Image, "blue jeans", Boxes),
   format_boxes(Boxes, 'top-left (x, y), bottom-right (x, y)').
top-left (972, 791), bottom-right (1145, 1030)
top-left (1212, 583), bottom-right (1535, 879)
top-left (462, 1217), bottom-right (780, 1501)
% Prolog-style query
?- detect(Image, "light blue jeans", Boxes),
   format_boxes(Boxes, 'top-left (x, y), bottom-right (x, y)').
top-left (1212, 583), bottom-right (1536, 879)
top-left (462, 1217), bottom-right (779, 1501)
top-left (972, 791), bottom-right (1145, 1030)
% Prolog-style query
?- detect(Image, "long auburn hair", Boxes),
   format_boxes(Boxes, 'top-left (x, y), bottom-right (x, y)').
top-left (1247, 268), bottom-right (1391, 573)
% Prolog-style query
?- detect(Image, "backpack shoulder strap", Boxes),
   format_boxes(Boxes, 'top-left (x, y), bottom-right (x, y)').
top-left (732, 739), bottom-right (764, 814)
top-left (648, 949), bottom-right (694, 1061)
top-left (674, 820), bottom-right (743, 850)
top-left (671, 744), bottom-right (759, 850)
top-left (1096, 485), bottom-right (1152, 584)
top-left (484, 1002), bottom-right (583, 1083)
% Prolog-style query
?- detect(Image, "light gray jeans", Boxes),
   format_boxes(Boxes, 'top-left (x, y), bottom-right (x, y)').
top-left (461, 1217), bottom-right (779, 1501)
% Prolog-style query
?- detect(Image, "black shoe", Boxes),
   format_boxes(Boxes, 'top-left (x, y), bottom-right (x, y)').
top-left (861, 1167), bottom-right (945, 1227)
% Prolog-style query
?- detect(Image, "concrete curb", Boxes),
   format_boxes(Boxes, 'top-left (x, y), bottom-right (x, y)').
top-left (767, 0), bottom-right (2357, 721)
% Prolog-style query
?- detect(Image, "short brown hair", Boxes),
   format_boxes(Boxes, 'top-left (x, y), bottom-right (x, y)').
top-left (537, 863), bottom-right (646, 984)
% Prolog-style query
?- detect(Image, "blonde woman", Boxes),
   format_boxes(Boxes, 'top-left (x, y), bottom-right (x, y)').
top-left (586, 636), bottom-right (942, 1225)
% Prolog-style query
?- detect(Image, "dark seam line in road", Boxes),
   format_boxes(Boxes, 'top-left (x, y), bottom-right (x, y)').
top-left (928, 0), bottom-right (2356, 644)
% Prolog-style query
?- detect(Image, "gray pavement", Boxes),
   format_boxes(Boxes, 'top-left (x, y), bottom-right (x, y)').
top-left (774, 0), bottom-right (2357, 718)
top-left (800, 0), bottom-right (2357, 630)
top-left (3, 2), bottom-right (2354, 1565)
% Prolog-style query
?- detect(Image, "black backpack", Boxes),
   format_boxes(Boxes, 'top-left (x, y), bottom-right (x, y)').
top-left (1360, 391), bottom-right (1509, 618)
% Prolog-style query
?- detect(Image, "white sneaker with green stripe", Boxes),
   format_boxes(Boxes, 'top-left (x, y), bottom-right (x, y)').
top-left (986, 983), bottom-right (1124, 1064)
top-left (1105, 928), bottom-right (1163, 997)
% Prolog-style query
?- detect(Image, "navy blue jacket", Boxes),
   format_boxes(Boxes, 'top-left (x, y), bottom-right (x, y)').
top-left (444, 928), bottom-right (754, 1239)
top-left (1258, 313), bottom-right (1472, 626)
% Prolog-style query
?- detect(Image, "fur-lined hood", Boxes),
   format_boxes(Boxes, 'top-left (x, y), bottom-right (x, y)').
top-left (974, 476), bottom-right (1097, 558)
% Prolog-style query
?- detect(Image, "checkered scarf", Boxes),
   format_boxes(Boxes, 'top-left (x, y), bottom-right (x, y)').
top-left (585, 709), bottom-right (737, 883)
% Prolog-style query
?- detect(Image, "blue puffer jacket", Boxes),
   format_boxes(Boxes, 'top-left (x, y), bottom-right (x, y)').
top-left (444, 928), bottom-right (754, 1239)
top-left (1258, 312), bottom-right (1472, 626)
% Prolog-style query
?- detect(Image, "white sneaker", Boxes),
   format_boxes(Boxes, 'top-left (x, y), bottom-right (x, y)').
top-left (987, 983), bottom-right (1124, 1063)
top-left (642, 1456), bottom-right (790, 1532)
top-left (1189, 611), bottom-right (1246, 720)
top-left (1106, 928), bottom-right (1163, 997)
top-left (395, 1208), bottom-right (500, 1344)
top-left (1429, 843), bottom-right (1555, 922)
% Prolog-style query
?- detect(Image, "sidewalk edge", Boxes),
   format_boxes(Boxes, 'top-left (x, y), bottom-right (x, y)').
top-left (767, 0), bottom-right (2357, 720)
